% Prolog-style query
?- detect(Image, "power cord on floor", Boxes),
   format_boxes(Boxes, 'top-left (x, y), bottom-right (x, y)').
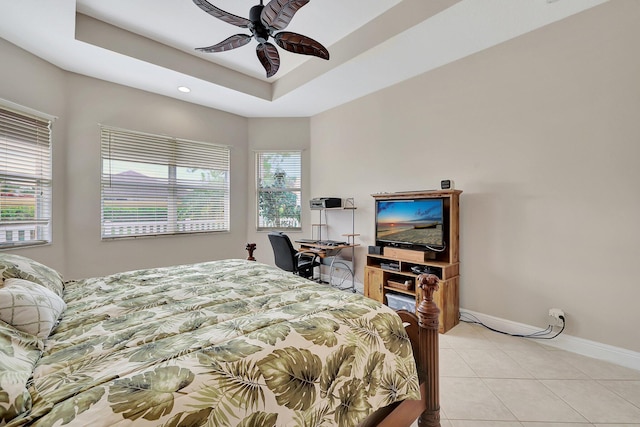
top-left (459, 311), bottom-right (566, 340)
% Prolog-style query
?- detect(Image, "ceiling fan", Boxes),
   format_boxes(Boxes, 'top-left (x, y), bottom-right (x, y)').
top-left (192, 0), bottom-right (330, 78)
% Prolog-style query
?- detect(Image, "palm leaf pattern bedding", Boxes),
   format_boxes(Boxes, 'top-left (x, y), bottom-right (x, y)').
top-left (10, 260), bottom-right (419, 427)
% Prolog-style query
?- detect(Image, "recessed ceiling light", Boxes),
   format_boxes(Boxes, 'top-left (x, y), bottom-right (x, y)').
top-left (177, 86), bottom-right (191, 93)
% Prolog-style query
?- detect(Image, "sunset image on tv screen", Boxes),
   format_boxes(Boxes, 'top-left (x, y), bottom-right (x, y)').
top-left (376, 199), bottom-right (444, 246)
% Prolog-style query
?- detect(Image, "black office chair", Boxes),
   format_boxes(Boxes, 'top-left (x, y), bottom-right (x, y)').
top-left (268, 232), bottom-right (320, 280)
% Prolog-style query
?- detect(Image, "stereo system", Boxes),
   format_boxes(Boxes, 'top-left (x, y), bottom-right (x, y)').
top-left (310, 197), bottom-right (342, 209)
top-left (380, 262), bottom-right (400, 271)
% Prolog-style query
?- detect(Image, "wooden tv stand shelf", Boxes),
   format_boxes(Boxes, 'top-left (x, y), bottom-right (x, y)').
top-left (364, 189), bottom-right (461, 333)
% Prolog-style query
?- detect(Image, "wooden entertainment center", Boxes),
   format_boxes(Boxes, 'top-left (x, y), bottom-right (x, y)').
top-left (365, 189), bottom-right (462, 333)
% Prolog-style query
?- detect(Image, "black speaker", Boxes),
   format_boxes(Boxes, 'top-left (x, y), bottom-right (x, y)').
top-left (368, 245), bottom-right (382, 255)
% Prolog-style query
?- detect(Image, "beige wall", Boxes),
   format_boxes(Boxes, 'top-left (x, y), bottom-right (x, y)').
top-left (1, 39), bottom-right (250, 279)
top-left (310, 1), bottom-right (640, 352)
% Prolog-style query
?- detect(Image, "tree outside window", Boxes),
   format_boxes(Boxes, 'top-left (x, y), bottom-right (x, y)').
top-left (256, 151), bottom-right (301, 230)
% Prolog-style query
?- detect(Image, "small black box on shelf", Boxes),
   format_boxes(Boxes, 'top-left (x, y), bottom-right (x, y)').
top-left (368, 245), bottom-right (382, 255)
top-left (410, 265), bottom-right (442, 279)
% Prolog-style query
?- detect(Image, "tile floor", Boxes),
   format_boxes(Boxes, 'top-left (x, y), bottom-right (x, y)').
top-left (411, 321), bottom-right (640, 426)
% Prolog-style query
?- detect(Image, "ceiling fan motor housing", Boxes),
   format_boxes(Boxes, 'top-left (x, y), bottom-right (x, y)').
top-left (250, 5), bottom-right (270, 43)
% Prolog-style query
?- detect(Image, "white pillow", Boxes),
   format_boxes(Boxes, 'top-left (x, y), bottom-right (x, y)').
top-left (0, 253), bottom-right (64, 297)
top-left (0, 278), bottom-right (66, 339)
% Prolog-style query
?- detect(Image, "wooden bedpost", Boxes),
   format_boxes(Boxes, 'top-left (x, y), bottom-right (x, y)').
top-left (416, 273), bottom-right (440, 427)
top-left (358, 273), bottom-right (441, 427)
top-left (245, 243), bottom-right (256, 261)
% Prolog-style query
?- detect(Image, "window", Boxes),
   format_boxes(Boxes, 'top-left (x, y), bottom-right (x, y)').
top-left (100, 126), bottom-right (230, 239)
top-left (0, 105), bottom-right (52, 248)
top-left (256, 151), bottom-right (301, 230)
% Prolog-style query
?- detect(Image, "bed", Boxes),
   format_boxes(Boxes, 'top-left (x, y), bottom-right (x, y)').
top-left (0, 252), bottom-right (440, 427)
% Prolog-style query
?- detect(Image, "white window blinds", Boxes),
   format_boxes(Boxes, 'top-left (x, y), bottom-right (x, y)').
top-left (100, 126), bottom-right (230, 239)
top-left (0, 105), bottom-right (52, 248)
top-left (256, 151), bottom-right (301, 230)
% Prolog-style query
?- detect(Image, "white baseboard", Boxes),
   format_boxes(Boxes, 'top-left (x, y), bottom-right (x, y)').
top-left (460, 308), bottom-right (640, 372)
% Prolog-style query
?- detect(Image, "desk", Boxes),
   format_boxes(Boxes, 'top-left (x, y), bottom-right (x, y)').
top-left (295, 240), bottom-right (360, 292)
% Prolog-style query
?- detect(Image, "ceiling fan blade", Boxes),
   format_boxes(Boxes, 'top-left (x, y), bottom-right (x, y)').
top-left (256, 42), bottom-right (281, 78)
top-left (192, 0), bottom-right (251, 28)
top-left (274, 32), bottom-right (329, 60)
top-left (261, 0), bottom-right (309, 31)
top-left (196, 34), bottom-right (252, 53)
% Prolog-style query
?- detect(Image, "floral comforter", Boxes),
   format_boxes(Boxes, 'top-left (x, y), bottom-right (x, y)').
top-left (12, 259), bottom-right (419, 426)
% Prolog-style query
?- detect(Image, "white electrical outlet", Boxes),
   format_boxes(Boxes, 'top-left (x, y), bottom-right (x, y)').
top-left (548, 308), bottom-right (565, 325)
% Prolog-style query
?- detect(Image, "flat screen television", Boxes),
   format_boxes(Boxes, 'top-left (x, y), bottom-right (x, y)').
top-left (375, 198), bottom-right (445, 251)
